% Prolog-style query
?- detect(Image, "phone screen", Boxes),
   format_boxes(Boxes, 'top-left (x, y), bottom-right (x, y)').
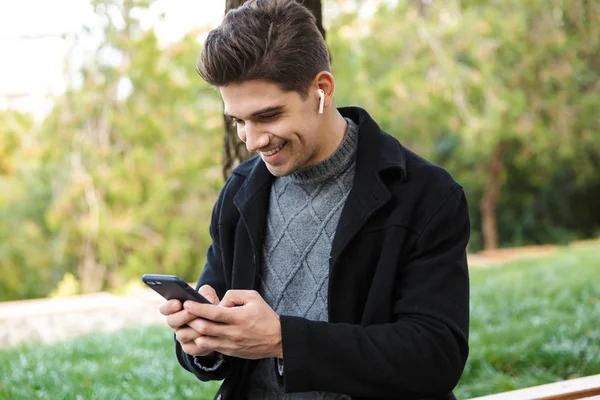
top-left (142, 274), bottom-right (212, 304)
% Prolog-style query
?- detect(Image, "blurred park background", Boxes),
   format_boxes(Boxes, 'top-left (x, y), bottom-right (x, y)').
top-left (0, 0), bottom-right (599, 399)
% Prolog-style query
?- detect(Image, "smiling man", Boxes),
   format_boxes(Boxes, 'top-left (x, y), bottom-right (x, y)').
top-left (158, 0), bottom-right (471, 399)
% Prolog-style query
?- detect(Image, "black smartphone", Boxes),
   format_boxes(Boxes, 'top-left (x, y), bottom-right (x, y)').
top-left (142, 274), bottom-right (212, 304)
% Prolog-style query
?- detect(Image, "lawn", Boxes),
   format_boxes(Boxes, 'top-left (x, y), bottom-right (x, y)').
top-left (456, 243), bottom-right (600, 398)
top-left (1, 243), bottom-right (599, 399)
top-left (0, 324), bottom-right (220, 400)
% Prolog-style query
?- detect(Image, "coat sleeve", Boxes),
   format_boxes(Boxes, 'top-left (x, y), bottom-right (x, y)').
top-left (280, 186), bottom-right (470, 398)
top-left (174, 181), bottom-right (233, 382)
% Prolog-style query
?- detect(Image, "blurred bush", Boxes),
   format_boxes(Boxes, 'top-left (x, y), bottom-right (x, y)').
top-left (0, 0), bottom-right (598, 300)
top-left (329, 0), bottom-right (600, 250)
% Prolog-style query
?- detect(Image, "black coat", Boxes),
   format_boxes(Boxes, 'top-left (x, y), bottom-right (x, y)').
top-left (175, 107), bottom-right (470, 400)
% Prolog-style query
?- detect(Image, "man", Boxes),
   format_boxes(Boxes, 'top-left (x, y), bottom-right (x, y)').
top-left (159, 0), bottom-right (470, 399)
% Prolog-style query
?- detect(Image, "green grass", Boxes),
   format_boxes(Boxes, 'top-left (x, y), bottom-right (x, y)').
top-left (0, 325), bottom-right (220, 400)
top-left (455, 243), bottom-right (600, 398)
top-left (1, 244), bottom-right (599, 399)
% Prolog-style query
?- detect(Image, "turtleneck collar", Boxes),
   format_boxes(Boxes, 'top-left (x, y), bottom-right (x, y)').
top-left (284, 118), bottom-right (358, 184)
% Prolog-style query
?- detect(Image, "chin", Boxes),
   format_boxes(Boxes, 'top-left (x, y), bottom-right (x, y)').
top-left (266, 166), bottom-right (289, 177)
top-left (265, 163), bottom-right (296, 177)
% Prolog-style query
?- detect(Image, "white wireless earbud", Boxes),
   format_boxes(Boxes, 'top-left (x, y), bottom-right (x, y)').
top-left (318, 89), bottom-right (325, 114)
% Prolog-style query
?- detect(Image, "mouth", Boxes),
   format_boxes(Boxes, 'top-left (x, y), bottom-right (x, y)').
top-left (260, 143), bottom-right (285, 157)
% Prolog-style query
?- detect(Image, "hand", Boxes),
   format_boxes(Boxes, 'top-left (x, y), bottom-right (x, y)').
top-left (183, 290), bottom-right (282, 360)
top-left (159, 285), bottom-right (220, 357)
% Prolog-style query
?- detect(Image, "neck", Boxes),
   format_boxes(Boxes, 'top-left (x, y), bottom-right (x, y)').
top-left (316, 106), bottom-right (348, 163)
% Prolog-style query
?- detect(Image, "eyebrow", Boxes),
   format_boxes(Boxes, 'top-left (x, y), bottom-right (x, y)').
top-left (224, 105), bottom-right (286, 120)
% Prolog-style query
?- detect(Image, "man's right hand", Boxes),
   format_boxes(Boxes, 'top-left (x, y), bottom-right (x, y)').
top-left (159, 285), bottom-right (220, 357)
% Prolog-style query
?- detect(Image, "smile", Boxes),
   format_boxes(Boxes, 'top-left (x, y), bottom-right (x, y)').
top-left (261, 143), bottom-right (285, 156)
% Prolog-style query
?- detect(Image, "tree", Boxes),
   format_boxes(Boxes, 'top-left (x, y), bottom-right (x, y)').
top-left (39, 0), bottom-right (224, 294)
top-left (0, 110), bottom-right (56, 301)
top-left (221, 0), bottom-right (325, 179)
top-left (328, 0), bottom-right (600, 250)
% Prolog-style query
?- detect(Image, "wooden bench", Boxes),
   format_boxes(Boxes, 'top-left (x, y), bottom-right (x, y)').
top-left (469, 374), bottom-right (600, 400)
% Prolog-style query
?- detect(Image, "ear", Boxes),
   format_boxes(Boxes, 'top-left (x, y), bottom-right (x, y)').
top-left (313, 72), bottom-right (335, 111)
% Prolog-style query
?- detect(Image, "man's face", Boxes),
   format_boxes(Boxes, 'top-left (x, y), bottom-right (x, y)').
top-left (220, 79), bottom-right (325, 177)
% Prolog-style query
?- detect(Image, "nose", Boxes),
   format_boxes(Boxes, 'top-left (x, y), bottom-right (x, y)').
top-left (239, 122), bottom-right (270, 153)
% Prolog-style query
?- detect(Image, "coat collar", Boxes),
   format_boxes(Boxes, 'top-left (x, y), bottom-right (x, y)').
top-left (232, 106), bottom-right (407, 263)
top-left (340, 106), bottom-right (407, 179)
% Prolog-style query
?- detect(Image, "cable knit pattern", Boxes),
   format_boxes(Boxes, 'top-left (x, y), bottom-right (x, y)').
top-left (247, 119), bottom-right (358, 399)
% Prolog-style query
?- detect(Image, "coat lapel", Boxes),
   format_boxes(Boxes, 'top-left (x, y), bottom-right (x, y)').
top-left (232, 159), bottom-right (273, 289)
top-left (329, 107), bottom-right (407, 295)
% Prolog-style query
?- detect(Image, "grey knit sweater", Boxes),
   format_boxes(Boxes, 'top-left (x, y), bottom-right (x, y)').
top-left (247, 118), bottom-right (358, 399)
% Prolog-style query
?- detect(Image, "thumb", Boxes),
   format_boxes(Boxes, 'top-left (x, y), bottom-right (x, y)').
top-left (198, 285), bottom-right (219, 305)
top-left (219, 289), bottom-right (258, 308)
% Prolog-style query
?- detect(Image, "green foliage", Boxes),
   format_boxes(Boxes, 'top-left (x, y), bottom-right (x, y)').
top-left (0, 1), bottom-right (224, 299)
top-left (1, 0), bottom-right (599, 299)
top-left (0, 1), bottom-right (228, 299)
top-left (0, 111), bottom-right (57, 301)
top-left (328, 0), bottom-right (600, 251)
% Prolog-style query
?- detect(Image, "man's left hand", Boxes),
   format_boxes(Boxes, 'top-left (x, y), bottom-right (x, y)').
top-left (183, 290), bottom-right (282, 360)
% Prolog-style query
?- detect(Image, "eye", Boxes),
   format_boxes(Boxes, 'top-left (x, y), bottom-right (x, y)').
top-left (258, 113), bottom-right (279, 122)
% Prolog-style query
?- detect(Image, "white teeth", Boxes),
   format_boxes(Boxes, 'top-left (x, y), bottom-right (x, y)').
top-left (263, 144), bottom-right (284, 156)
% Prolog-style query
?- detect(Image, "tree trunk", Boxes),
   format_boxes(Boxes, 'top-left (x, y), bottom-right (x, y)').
top-left (79, 241), bottom-right (106, 293)
top-left (222, 0), bottom-right (325, 180)
top-left (481, 142), bottom-right (508, 251)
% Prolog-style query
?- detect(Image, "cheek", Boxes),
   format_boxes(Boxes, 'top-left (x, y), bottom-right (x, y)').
top-left (271, 114), bottom-right (318, 148)
top-left (301, 120), bottom-right (320, 147)
top-left (268, 120), bottom-right (296, 140)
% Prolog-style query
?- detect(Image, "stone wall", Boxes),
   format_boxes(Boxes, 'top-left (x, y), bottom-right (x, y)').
top-left (0, 289), bottom-right (168, 348)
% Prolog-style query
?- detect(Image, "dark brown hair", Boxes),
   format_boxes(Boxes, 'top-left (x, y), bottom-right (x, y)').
top-left (198, 0), bottom-right (330, 97)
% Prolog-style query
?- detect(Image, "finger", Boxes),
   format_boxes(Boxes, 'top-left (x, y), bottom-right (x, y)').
top-left (198, 285), bottom-right (220, 305)
top-left (180, 340), bottom-right (215, 357)
top-left (158, 299), bottom-right (182, 316)
top-left (183, 300), bottom-right (235, 324)
top-left (175, 326), bottom-right (201, 343)
top-left (193, 335), bottom-right (226, 355)
top-left (188, 318), bottom-right (226, 337)
top-left (165, 309), bottom-right (197, 330)
top-left (219, 289), bottom-right (259, 308)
